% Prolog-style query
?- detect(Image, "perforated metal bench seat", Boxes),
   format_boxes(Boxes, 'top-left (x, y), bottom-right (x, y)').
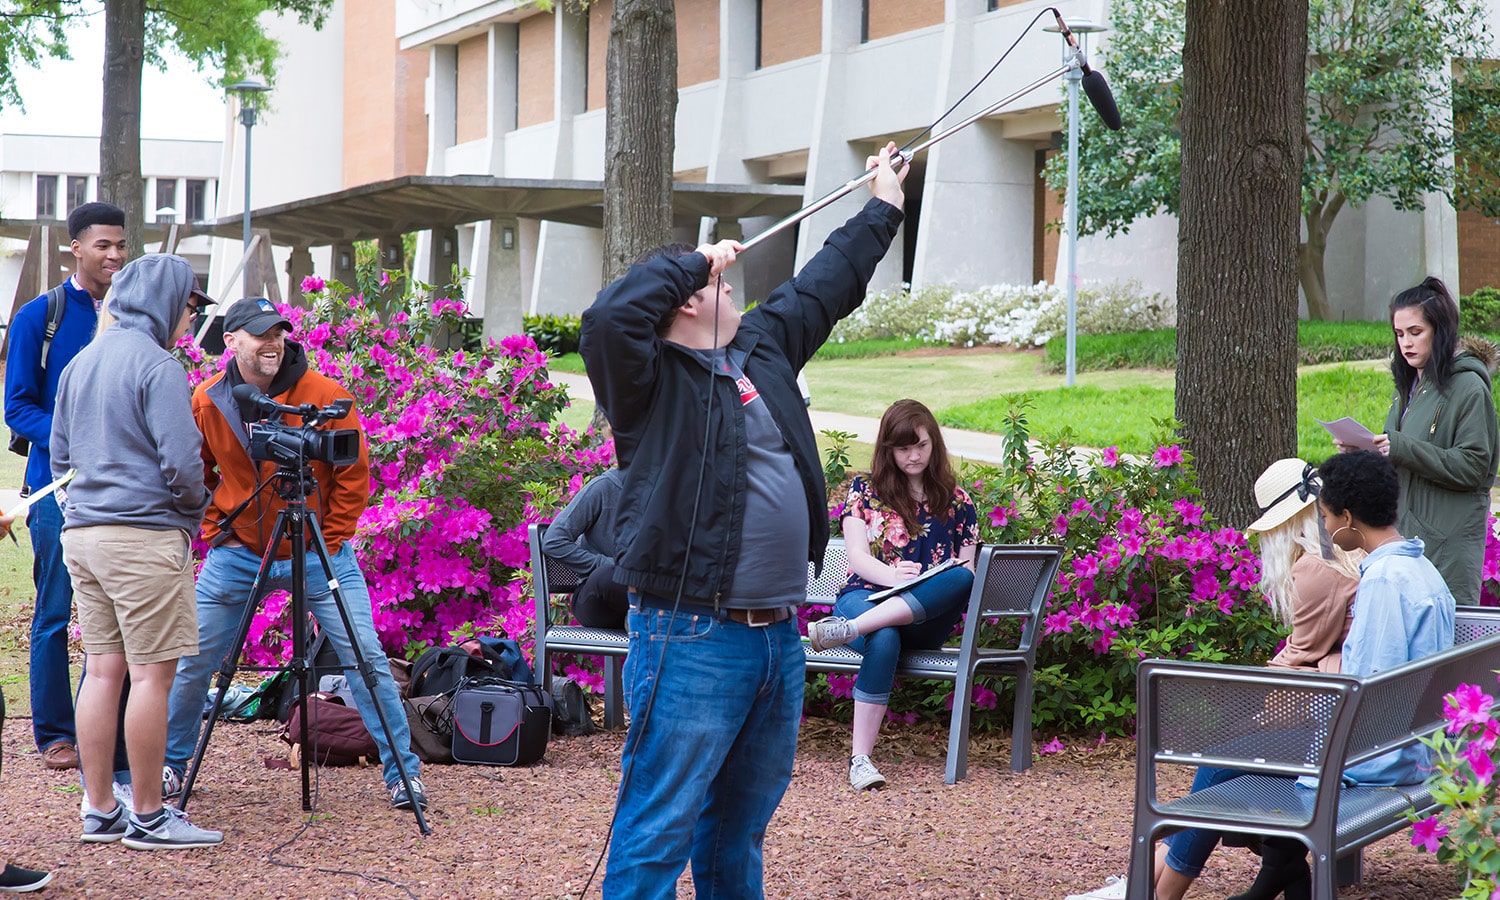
top-left (1126, 608), bottom-right (1500, 899)
top-left (529, 522), bottom-right (1063, 782)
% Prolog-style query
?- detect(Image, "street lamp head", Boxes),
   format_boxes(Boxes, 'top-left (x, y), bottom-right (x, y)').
top-left (1042, 18), bottom-right (1109, 35)
top-left (227, 78), bottom-right (270, 95)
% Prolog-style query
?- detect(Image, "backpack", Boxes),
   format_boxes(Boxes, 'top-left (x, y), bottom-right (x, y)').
top-left (407, 644), bottom-right (513, 699)
top-left (8, 284), bottom-right (67, 460)
top-left (281, 692), bottom-right (378, 767)
top-left (549, 674), bottom-right (596, 737)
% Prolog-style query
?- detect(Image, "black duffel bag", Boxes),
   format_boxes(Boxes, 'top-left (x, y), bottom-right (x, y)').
top-left (450, 677), bottom-right (551, 766)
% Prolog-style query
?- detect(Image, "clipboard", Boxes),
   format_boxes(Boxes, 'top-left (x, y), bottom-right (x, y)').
top-left (868, 557), bottom-right (962, 602)
top-left (1, 468), bottom-right (76, 521)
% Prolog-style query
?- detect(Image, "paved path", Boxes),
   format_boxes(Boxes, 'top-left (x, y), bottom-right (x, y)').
top-left (551, 370), bottom-right (1007, 464)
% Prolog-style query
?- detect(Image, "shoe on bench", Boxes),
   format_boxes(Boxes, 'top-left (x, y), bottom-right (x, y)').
top-left (808, 617), bottom-right (857, 652)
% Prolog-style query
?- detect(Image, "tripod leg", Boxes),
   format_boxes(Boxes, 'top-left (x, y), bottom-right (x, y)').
top-left (179, 520), bottom-right (289, 810)
top-left (302, 516), bottom-right (431, 836)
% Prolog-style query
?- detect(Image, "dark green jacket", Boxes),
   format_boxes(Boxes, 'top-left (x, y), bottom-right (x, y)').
top-left (1383, 336), bottom-right (1500, 605)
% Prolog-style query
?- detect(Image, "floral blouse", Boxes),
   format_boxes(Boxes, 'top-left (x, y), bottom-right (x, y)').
top-left (840, 476), bottom-right (979, 595)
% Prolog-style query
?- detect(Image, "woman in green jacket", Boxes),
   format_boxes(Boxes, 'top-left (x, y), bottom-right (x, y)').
top-left (1352, 277), bottom-right (1499, 605)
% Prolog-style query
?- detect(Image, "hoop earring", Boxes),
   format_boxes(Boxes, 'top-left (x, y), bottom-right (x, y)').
top-left (1330, 524), bottom-right (1363, 547)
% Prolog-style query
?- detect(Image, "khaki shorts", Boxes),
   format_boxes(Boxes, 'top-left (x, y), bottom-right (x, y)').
top-left (61, 525), bottom-right (198, 665)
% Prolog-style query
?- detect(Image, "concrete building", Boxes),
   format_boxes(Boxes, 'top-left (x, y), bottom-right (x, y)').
top-left (0, 133), bottom-right (222, 316)
top-left (202, 0), bottom-right (1499, 330)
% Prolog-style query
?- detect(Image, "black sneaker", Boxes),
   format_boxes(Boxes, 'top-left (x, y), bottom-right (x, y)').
top-left (81, 800), bottom-right (128, 843)
top-left (0, 863), bottom-right (53, 893)
top-left (390, 777), bottom-right (428, 810)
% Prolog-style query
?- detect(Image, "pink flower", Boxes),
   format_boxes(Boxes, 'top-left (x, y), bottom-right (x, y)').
top-left (1038, 737), bottom-right (1065, 755)
top-left (1464, 742), bottom-right (1496, 785)
top-left (1172, 499), bottom-right (1204, 526)
top-left (300, 275), bottom-right (326, 294)
top-left (1152, 445), bottom-right (1184, 468)
top-left (988, 505), bottom-right (1016, 528)
top-left (1444, 683), bottom-right (1495, 733)
top-left (1410, 815), bottom-right (1448, 853)
top-left (1099, 446), bottom-right (1119, 468)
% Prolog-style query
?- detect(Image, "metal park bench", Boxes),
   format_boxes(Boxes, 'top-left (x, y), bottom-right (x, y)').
top-left (529, 522), bottom-right (1063, 783)
top-left (1125, 606), bottom-right (1500, 898)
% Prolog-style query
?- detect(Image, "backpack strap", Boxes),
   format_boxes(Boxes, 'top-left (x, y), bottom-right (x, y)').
top-left (37, 284), bottom-right (68, 371)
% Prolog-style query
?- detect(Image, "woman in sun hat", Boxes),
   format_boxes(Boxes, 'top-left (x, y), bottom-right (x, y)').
top-left (1069, 458), bottom-right (1362, 900)
top-left (1247, 457), bottom-right (1362, 672)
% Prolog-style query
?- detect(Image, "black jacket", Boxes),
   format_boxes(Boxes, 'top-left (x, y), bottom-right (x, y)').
top-left (580, 198), bottom-right (903, 603)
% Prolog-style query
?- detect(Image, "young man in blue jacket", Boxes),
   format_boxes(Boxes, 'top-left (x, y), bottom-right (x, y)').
top-left (581, 143), bottom-right (907, 898)
top-left (3, 202), bottom-right (126, 771)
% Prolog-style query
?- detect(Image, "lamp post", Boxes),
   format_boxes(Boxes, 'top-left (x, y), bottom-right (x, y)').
top-left (228, 78), bottom-right (270, 297)
top-left (1043, 18), bottom-right (1108, 388)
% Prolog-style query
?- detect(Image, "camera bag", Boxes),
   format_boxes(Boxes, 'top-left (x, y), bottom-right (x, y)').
top-left (281, 692), bottom-right (378, 767)
top-left (450, 678), bottom-right (551, 766)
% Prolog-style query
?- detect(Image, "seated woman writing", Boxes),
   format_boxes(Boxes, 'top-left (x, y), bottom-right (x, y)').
top-left (806, 399), bottom-right (978, 791)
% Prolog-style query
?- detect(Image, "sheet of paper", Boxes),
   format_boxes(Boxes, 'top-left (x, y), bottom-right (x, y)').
top-left (0, 468), bottom-right (75, 521)
top-left (868, 557), bottom-right (962, 602)
top-left (1317, 417), bottom-right (1378, 451)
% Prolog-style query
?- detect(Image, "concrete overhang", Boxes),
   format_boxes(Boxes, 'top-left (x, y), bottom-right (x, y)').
top-left (198, 175), bottom-right (807, 247)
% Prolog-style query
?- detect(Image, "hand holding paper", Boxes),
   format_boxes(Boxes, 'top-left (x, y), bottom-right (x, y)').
top-left (1317, 417), bottom-right (1378, 452)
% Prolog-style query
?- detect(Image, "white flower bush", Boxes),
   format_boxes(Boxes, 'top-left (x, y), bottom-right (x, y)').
top-left (832, 279), bottom-right (1175, 347)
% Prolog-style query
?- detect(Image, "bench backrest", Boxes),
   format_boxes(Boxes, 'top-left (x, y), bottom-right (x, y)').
top-left (529, 522), bottom-right (851, 628)
top-left (1455, 605), bottom-right (1500, 645)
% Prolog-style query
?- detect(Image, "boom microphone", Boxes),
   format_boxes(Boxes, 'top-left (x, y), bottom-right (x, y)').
top-left (1052, 10), bottom-right (1124, 131)
top-left (232, 382), bottom-right (281, 417)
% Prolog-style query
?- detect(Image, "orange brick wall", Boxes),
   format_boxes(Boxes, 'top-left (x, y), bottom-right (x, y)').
top-left (518, 16), bottom-right (556, 128)
top-left (758, 0), bottom-right (821, 68)
top-left (393, 48), bottom-right (429, 177)
top-left (1459, 208), bottom-right (1500, 293)
top-left (1035, 149), bottom-right (1062, 283)
top-left (675, 0), bottom-right (719, 87)
top-left (456, 34), bottom-right (489, 143)
top-left (866, 0), bottom-right (944, 42)
top-left (587, 1), bottom-right (611, 112)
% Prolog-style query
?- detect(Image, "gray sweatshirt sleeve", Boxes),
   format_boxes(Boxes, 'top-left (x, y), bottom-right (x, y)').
top-left (144, 360), bottom-right (210, 523)
top-left (541, 474), bottom-right (615, 574)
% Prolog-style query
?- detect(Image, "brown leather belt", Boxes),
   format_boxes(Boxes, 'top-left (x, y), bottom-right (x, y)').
top-left (636, 596), bottom-right (794, 628)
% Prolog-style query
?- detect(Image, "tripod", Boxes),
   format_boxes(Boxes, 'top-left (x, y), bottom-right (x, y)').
top-left (177, 464), bottom-right (430, 835)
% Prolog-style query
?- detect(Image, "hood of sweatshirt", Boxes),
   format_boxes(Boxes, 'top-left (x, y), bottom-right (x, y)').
top-left (107, 254), bottom-right (194, 349)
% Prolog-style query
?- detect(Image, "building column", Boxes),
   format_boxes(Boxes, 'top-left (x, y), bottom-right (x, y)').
top-left (285, 245), bottom-right (314, 305)
top-left (487, 23), bottom-right (519, 174)
top-left (484, 217), bottom-right (523, 339)
top-left (428, 44), bottom-right (457, 175)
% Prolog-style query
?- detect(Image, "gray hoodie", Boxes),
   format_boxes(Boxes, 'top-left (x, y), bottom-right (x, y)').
top-left (51, 254), bottom-right (209, 533)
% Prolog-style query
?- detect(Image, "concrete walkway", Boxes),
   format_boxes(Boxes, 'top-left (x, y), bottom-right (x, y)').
top-left (551, 370), bottom-right (1007, 464)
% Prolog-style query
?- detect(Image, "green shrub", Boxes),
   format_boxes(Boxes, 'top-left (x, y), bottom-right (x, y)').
top-left (524, 313), bottom-right (582, 356)
top-left (1042, 320), bottom-right (1395, 372)
top-left (1461, 286), bottom-right (1500, 333)
top-left (811, 337), bottom-right (943, 360)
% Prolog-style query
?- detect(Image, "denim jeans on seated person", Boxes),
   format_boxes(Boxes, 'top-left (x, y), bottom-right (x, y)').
top-left (604, 598), bottom-right (805, 900)
top-left (832, 564), bottom-right (975, 705)
top-left (165, 542), bottom-right (419, 790)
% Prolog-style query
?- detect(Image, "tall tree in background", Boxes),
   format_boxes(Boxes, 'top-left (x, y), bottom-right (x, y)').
top-left (1, 0), bottom-right (331, 260)
top-left (1176, 0), bottom-right (1307, 526)
top-left (601, 0), bottom-right (677, 283)
top-left (1047, 0), bottom-right (1500, 320)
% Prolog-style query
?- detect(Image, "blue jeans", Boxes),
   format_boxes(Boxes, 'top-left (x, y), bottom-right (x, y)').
top-left (834, 565), bottom-right (974, 704)
top-left (165, 542), bottom-right (419, 789)
top-left (28, 493), bottom-right (76, 750)
top-left (604, 601), bottom-right (805, 899)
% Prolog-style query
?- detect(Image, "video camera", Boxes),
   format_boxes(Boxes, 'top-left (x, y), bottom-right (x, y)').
top-left (231, 384), bottom-right (360, 468)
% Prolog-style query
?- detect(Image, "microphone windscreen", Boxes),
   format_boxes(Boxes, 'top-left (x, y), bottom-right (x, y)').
top-left (1082, 69), bottom-right (1123, 131)
top-left (231, 383), bottom-right (261, 404)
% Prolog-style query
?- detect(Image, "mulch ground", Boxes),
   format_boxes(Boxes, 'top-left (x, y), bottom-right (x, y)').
top-left (0, 710), bottom-right (1463, 899)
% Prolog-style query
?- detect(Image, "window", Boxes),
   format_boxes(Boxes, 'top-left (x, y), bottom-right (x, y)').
top-left (66, 175), bottom-right (88, 211)
top-left (155, 179), bottom-right (178, 222)
top-left (185, 179), bottom-right (209, 221)
top-left (35, 175), bottom-right (57, 219)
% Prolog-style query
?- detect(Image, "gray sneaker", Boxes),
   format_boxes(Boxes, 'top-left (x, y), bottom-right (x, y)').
top-left (79, 781), bottom-right (133, 818)
top-left (121, 806), bottom-right (223, 850)
top-left (81, 801), bottom-right (128, 843)
top-left (808, 616), bottom-right (857, 652)
top-left (849, 754), bottom-right (887, 791)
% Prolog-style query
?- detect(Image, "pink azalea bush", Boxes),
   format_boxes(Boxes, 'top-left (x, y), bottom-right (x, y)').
top-left (806, 401), bottom-right (1279, 736)
top-left (182, 269), bottom-right (611, 680)
top-left (1407, 677), bottom-right (1500, 899)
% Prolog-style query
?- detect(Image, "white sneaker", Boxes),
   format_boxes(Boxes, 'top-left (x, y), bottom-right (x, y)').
top-left (121, 806), bottom-right (223, 851)
top-left (808, 616), bottom-right (858, 652)
top-left (1065, 875), bottom-right (1128, 900)
top-left (848, 754), bottom-right (887, 791)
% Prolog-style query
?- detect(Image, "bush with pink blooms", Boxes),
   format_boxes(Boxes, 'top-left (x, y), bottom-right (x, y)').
top-left (806, 401), bottom-right (1279, 735)
top-left (1407, 679), bottom-right (1500, 899)
top-left (183, 267), bottom-right (611, 679)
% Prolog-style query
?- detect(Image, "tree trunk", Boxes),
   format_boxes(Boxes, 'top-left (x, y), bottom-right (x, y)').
top-left (601, 0), bottom-right (677, 284)
top-left (1297, 217), bottom-right (1332, 321)
top-left (1177, 0), bottom-right (1308, 528)
top-left (99, 0), bottom-right (145, 263)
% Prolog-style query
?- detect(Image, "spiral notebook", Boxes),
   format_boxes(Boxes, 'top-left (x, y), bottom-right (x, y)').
top-left (868, 557), bottom-right (962, 602)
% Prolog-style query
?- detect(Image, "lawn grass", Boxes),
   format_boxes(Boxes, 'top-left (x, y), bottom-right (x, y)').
top-left (0, 450), bottom-right (41, 718)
